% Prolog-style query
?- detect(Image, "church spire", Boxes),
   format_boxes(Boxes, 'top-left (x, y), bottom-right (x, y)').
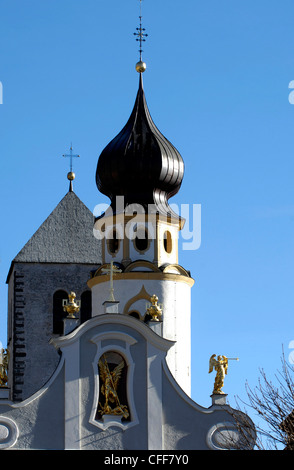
top-left (96, 72), bottom-right (184, 217)
top-left (96, 3), bottom-right (184, 217)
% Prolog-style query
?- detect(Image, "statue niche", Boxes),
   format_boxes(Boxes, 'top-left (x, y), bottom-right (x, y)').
top-left (96, 351), bottom-right (130, 422)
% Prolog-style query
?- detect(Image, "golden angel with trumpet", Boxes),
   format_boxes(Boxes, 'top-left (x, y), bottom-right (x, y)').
top-left (209, 354), bottom-right (239, 395)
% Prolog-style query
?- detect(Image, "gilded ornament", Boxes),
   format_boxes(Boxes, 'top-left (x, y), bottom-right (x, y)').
top-left (135, 60), bottom-right (147, 73)
top-left (146, 294), bottom-right (162, 321)
top-left (67, 171), bottom-right (75, 181)
top-left (62, 291), bottom-right (81, 318)
top-left (98, 355), bottom-right (129, 419)
top-left (209, 354), bottom-right (239, 395)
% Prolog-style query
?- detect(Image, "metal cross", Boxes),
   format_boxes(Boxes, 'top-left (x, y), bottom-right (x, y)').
top-left (101, 261), bottom-right (122, 302)
top-left (62, 144), bottom-right (80, 173)
top-left (133, 0), bottom-right (148, 60)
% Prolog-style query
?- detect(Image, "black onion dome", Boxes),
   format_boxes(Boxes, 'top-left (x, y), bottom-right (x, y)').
top-left (96, 74), bottom-right (184, 216)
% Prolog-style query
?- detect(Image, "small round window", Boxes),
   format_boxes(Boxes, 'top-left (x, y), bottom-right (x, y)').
top-left (163, 231), bottom-right (172, 254)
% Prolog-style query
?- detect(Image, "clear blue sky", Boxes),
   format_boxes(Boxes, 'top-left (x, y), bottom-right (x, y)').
top-left (0, 0), bottom-right (294, 421)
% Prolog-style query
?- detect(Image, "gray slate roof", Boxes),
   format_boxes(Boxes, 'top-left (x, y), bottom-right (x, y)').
top-left (13, 190), bottom-right (101, 264)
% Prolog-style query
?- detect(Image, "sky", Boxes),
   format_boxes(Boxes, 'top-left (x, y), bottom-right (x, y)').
top-left (0, 0), bottom-right (294, 430)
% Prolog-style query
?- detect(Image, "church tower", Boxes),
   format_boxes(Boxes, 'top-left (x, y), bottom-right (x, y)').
top-left (89, 67), bottom-right (194, 395)
top-left (6, 173), bottom-right (101, 401)
top-left (0, 4), bottom-right (256, 451)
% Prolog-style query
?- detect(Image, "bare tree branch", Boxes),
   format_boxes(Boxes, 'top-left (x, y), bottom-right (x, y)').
top-left (228, 348), bottom-right (294, 450)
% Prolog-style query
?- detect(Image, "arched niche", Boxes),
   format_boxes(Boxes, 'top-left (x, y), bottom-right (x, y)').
top-left (96, 351), bottom-right (130, 423)
top-left (89, 332), bottom-right (139, 430)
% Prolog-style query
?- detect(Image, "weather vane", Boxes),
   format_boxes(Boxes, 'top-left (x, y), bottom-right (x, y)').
top-left (62, 144), bottom-right (80, 190)
top-left (134, 0), bottom-right (148, 73)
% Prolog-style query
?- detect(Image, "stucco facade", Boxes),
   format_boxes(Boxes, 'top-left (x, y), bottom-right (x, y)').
top-left (0, 314), bottom-right (250, 450)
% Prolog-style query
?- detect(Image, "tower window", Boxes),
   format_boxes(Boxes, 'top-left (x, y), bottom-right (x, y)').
top-left (134, 227), bottom-right (149, 252)
top-left (107, 229), bottom-right (119, 254)
top-left (163, 231), bottom-right (172, 254)
top-left (80, 290), bottom-right (92, 324)
top-left (53, 290), bottom-right (67, 334)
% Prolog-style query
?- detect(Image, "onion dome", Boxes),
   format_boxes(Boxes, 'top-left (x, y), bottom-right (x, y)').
top-left (96, 74), bottom-right (184, 217)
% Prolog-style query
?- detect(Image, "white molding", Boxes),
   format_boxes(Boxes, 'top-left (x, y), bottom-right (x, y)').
top-left (0, 356), bottom-right (65, 408)
top-left (0, 416), bottom-right (19, 449)
top-left (147, 343), bottom-right (165, 450)
top-left (206, 421), bottom-right (239, 450)
top-left (162, 361), bottom-right (220, 414)
top-left (51, 314), bottom-right (175, 352)
top-left (63, 340), bottom-right (81, 449)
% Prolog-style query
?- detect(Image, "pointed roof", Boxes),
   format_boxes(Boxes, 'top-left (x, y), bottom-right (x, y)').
top-left (96, 74), bottom-right (184, 217)
top-left (10, 190), bottom-right (101, 266)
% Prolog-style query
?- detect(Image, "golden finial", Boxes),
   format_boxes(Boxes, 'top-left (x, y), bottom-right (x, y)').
top-left (67, 171), bottom-right (75, 181)
top-left (146, 294), bottom-right (162, 321)
top-left (62, 291), bottom-right (81, 318)
top-left (136, 61), bottom-right (147, 73)
top-left (134, 0), bottom-right (148, 73)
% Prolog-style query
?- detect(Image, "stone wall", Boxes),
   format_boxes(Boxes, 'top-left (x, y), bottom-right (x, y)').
top-left (8, 262), bottom-right (98, 401)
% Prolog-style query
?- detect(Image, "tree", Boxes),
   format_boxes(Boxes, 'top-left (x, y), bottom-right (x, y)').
top-left (232, 349), bottom-right (294, 450)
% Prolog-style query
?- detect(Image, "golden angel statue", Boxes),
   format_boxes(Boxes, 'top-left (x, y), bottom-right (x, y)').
top-left (209, 354), bottom-right (229, 395)
top-left (98, 355), bottom-right (129, 419)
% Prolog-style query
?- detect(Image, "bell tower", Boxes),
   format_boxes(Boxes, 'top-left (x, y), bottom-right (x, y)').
top-left (88, 11), bottom-right (194, 396)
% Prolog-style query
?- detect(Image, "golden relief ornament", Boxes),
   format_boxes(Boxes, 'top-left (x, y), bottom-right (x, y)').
top-left (146, 294), bottom-right (162, 321)
top-left (0, 348), bottom-right (9, 387)
top-left (98, 355), bottom-right (129, 419)
top-left (209, 354), bottom-right (239, 395)
top-left (62, 291), bottom-right (81, 318)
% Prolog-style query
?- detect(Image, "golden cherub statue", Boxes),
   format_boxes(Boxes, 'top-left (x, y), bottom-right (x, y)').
top-left (146, 294), bottom-right (162, 321)
top-left (98, 355), bottom-right (129, 419)
top-left (62, 291), bottom-right (81, 318)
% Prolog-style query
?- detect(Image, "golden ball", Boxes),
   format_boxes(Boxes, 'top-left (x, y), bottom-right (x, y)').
top-left (135, 61), bottom-right (147, 73)
top-left (67, 171), bottom-right (75, 181)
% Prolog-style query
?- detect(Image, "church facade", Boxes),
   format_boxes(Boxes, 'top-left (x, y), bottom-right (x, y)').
top-left (0, 68), bottom-right (254, 450)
